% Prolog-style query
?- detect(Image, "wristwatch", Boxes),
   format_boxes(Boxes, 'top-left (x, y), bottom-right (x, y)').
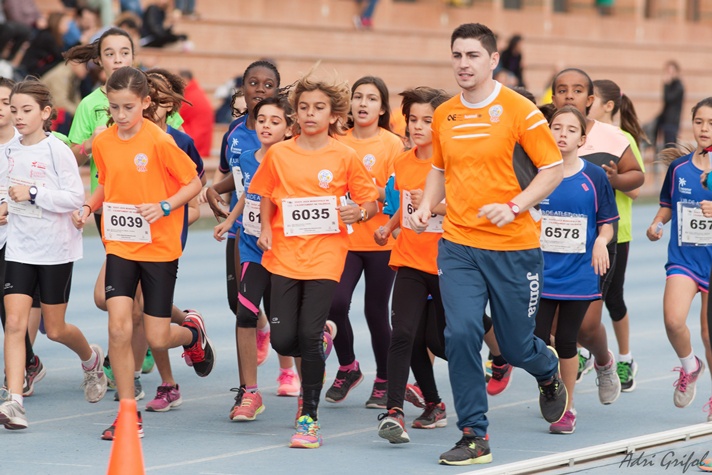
top-left (359, 207), bottom-right (368, 222)
top-left (506, 201), bottom-right (520, 217)
top-left (160, 200), bottom-right (171, 216)
top-left (29, 185), bottom-right (38, 205)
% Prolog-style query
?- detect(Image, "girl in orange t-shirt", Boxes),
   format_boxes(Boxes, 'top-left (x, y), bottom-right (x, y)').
top-left (73, 67), bottom-right (212, 438)
top-left (326, 76), bottom-right (404, 409)
top-left (373, 87), bottom-right (450, 443)
top-left (249, 74), bottom-right (379, 449)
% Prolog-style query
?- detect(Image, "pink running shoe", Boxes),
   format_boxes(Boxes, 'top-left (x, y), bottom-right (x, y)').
top-left (277, 368), bottom-right (301, 397)
top-left (145, 384), bottom-right (182, 412)
top-left (256, 329), bottom-right (271, 367)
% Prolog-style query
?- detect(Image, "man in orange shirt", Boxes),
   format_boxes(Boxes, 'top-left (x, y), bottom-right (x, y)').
top-left (411, 23), bottom-right (566, 466)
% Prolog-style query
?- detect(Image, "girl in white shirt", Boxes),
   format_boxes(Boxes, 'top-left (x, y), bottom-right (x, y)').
top-left (0, 79), bottom-right (107, 431)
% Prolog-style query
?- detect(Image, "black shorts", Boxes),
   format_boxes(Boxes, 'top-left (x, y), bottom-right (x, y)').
top-left (105, 254), bottom-right (178, 317)
top-left (4, 261), bottom-right (73, 305)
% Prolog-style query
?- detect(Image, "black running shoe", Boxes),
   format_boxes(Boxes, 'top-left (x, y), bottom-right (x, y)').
top-left (325, 368), bottom-right (363, 403)
top-left (439, 429), bottom-right (492, 465)
top-left (538, 347), bottom-right (568, 423)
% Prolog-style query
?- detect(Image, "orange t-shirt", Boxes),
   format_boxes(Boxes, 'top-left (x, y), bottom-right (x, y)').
top-left (389, 148), bottom-right (441, 275)
top-left (93, 120), bottom-right (198, 262)
top-left (248, 137), bottom-right (379, 281)
top-left (431, 83), bottom-right (562, 251)
top-left (337, 128), bottom-right (403, 251)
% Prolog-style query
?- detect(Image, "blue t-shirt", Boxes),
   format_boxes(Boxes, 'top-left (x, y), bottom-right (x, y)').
top-left (383, 173), bottom-right (400, 218)
top-left (238, 149), bottom-right (265, 265)
top-left (220, 117), bottom-right (259, 238)
top-left (540, 160), bottom-right (618, 300)
top-left (167, 125), bottom-right (204, 249)
top-left (660, 153), bottom-right (712, 287)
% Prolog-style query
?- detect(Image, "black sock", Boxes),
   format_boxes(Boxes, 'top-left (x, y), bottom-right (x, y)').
top-left (184, 327), bottom-right (199, 348)
top-left (492, 355), bottom-right (507, 366)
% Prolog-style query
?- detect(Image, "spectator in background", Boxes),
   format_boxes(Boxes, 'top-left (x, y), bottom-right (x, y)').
top-left (499, 34), bottom-right (525, 87)
top-left (120, 0), bottom-right (143, 18)
top-left (3, 0), bottom-right (44, 30)
top-left (214, 75), bottom-right (242, 124)
top-left (174, 0), bottom-right (198, 19)
top-left (141, 0), bottom-right (188, 48)
top-left (0, 3), bottom-right (32, 65)
top-left (19, 11), bottom-right (72, 78)
top-left (655, 60), bottom-right (684, 148)
top-left (353, 0), bottom-right (378, 29)
top-left (494, 69), bottom-right (518, 88)
top-left (179, 69), bottom-right (214, 157)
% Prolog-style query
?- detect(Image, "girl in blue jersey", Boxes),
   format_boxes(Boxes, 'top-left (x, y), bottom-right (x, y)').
top-left (535, 106), bottom-right (618, 434)
top-left (204, 61), bottom-right (291, 410)
top-left (648, 97), bottom-right (712, 416)
top-left (214, 96), bottom-right (300, 421)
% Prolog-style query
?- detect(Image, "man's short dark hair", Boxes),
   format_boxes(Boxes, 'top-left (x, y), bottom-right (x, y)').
top-left (450, 23), bottom-right (497, 54)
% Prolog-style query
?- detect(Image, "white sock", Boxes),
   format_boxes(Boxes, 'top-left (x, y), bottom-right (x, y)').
top-left (134, 372), bottom-right (141, 380)
top-left (81, 349), bottom-right (99, 370)
top-left (618, 353), bottom-right (632, 364)
top-left (579, 347), bottom-right (590, 359)
top-left (11, 393), bottom-right (23, 406)
top-left (258, 322), bottom-right (270, 334)
top-left (681, 352), bottom-right (698, 373)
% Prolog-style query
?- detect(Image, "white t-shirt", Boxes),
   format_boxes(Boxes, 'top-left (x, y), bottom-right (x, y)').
top-left (4, 133), bottom-right (84, 265)
top-left (0, 129), bottom-right (20, 250)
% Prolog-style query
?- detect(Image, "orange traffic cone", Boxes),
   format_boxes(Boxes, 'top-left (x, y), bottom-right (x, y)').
top-left (107, 399), bottom-right (145, 475)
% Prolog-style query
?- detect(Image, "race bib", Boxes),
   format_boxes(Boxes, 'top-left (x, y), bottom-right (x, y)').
top-left (8, 178), bottom-right (41, 219)
top-left (540, 215), bottom-right (587, 253)
top-left (679, 203), bottom-right (712, 246)
top-left (282, 196), bottom-right (339, 237)
top-left (243, 198), bottom-right (261, 237)
top-left (232, 166), bottom-right (245, 200)
top-left (103, 203), bottom-right (151, 243)
top-left (401, 190), bottom-right (443, 233)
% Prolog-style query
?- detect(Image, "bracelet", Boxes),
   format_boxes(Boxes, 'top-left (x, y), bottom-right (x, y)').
top-left (79, 142), bottom-right (88, 157)
top-left (82, 203), bottom-right (92, 214)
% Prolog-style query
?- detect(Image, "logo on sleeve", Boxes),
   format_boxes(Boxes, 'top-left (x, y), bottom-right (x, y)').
top-left (362, 154), bottom-right (376, 171)
top-left (488, 105), bottom-right (503, 123)
top-left (318, 169), bottom-right (334, 189)
top-left (134, 153), bottom-right (148, 172)
top-left (230, 138), bottom-right (241, 154)
top-left (678, 177), bottom-right (691, 195)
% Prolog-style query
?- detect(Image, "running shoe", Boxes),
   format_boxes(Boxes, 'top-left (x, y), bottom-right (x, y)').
top-left (290, 415), bottom-right (322, 448)
top-left (538, 346), bottom-right (567, 423)
top-left (229, 387), bottom-right (245, 421)
top-left (487, 363), bottom-right (513, 396)
top-left (673, 357), bottom-right (705, 408)
top-left (141, 349), bottom-right (155, 374)
top-left (325, 367), bottom-right (363, 403)
top-left (145, 384), bottom-right (182, 412)
top-left (377, 409), bottom-right (410, 443)
top-left (439, 429), bottom-right (492, 466)
top-left (256, 329), bottom-right (271, 367)
top-left (114, 377), bottom-right (145, 401)
top-left (405, 383), bottom-right (426, 409)
top-left (82, 344), bottom-right (108, 403)
top-left (576, 349), bottom-right (594, 383)
top-left (412, 402), bottom-right (447, 429)
top-left (0, 390), bottom-right (27, 430)
top-left (24, 355), bottom-right (46, 397)
top-left (704, 397), bottom-right (712, 422)
top-left (365, 380), bottom-right (387, 409)
top-left (103, 353), bottom-right (116, 390)
top-left (617, 359), bottom-right (638, 392)
top-left (277, 368), bottom-right (300, 397)
top-left (700, 458), bottom-right (712, 472)
top-left (323, 320), bottom-right (337, 359)
top-left (230, 390), bottom-right (264, 421)
top-left (595, 351), bottom-right (621, 405)
top-left (295, 395), bottom-right (303, 428)
top-left (549, 409), bottom-right (576, 434)
top-left (101, 411), bottom-right (144, 441)
top-left (182, 312), bottom-right (215, 377)
top-left (484, 359), bottom-right (493, 382)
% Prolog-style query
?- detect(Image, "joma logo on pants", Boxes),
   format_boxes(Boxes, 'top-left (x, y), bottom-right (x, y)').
top-left (527, 272), bottom-right (539, 318)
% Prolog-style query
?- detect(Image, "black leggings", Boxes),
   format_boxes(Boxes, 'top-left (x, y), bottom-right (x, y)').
top-left (225, 237), bottom-right (238, 315)
top-left (237, 261), bottom-right (271, 328)
top-left (535, 298), bottom-right (593, 359)
top-left (270, 275), bottom-right (337, 419)
top-left (0, 246), bottom-right (35, 366)
top-left (387, 267), bottom-right (445, 410)
top-left (329, 250), bottom-right (394, 379)
top-left (604, 242), bottom-right (629, 321)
